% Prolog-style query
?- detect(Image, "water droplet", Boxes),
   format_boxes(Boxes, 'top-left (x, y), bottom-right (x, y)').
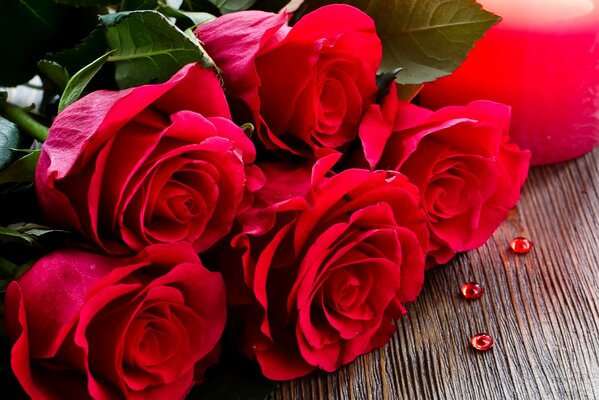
top-left (510, 237), bottom-right (533, 254)
top-left (470, 333), bottom-right (494, 351)
top-left (460, 282), bottom-right (484, 300)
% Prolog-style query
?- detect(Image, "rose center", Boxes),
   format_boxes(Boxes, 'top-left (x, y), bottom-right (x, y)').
top-left (426, 160), bottom-right (474, 218)
top-left (167, 193), bottom-right (197, 220)
top-left (316, 77), bottom-right (347, 135)
top-left (333, 275), bottom-right (360, 311)
top-left (136, 323), bottom-right (175, 367)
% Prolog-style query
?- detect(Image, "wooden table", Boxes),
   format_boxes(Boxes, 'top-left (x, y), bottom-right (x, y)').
top-left (270, 149), bottom-right (599, 400)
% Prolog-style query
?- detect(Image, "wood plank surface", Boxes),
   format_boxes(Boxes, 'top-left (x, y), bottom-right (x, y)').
top-left (270, 149), bottom-right (599, 400)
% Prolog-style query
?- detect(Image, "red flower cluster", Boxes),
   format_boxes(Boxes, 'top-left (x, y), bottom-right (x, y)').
top-left (4, 4), bottom-right (529, 398)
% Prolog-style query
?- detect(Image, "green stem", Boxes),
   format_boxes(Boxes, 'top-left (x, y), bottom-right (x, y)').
top-left (14, 224), bottom-right (49, 233)
top-left (0, 102), bottom-right (48, 142)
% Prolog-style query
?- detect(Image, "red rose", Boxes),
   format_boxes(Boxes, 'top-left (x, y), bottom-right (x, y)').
top-left (36, 63), bottom-right (262, 255)
top-left (359, 84), bottom-right (530, 265)
top-left (218, 155), bottom-right (428, 380)
top-left (196, 5), bottom-right (381, 156)
top-left (4, 243), bottom-right (226, 400)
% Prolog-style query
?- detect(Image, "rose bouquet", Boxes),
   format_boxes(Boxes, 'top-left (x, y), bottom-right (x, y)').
top-left (0, 0), bottom-right (530, 398)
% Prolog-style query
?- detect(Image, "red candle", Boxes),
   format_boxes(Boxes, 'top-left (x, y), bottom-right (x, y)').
top-left (419, 0), bottom-right (599, 165)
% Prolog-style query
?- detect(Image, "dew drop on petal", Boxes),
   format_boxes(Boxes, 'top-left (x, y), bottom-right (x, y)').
top-left (460, 282), bottom-right (484, 300)
top-left (470, 333), bottom-right (494, 351)
top-left (510, 237), bottom-right (533, 254)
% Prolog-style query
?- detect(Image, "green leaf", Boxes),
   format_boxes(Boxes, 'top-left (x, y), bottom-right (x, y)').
top-left (375, 0), bottom-right (500, 84)
top-left (53, 0), bottom-right (114, 5)
top-left (396, 83), bottom-right (423, 101)
top-left (0, 117), bottom-right (21, 171)
top-left (158, 5), bottom-right (216, 30)
top-left (48, 28), bottom-right (108, 78)
top-left (0, 0), bottom-right (99, 86)
top-left (0, 150), bottom-right (41, 186)
top-left (0, 224), bottom-right (68, 267)
top-left (0, 227), bottom-right (36, 246)
top-left (121, 0), bottom-right (159, 10)
top-left (8, 222), bottom-right (67, 235)
top-left (181, 11), bottom-right (217, 26)
top-left (59, 51), bottom-right (114, 113)
top-left (10, 148), bottom-right (40, 155)
top-left (292, 0), bottom-right (500, 84)
top-left (100, 10), bottom-right (215, 89)
top-left (180, 0), bottom-right (221, 14)
top-left (208, 0), bottom-right (257, 13)
top-left (38, 60), bottom-right (71, 91)
top-left (0, 91), bottom-right (6, 104)
top-left (119, 0), bottom-right (214, 30)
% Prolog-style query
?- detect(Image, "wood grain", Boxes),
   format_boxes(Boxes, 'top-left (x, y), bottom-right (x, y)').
top-left (270, 149), bottom-right (599, 400)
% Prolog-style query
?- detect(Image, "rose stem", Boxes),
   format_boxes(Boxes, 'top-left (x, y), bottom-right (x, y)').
top-left (0, 102), bottom-right (49, 142)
